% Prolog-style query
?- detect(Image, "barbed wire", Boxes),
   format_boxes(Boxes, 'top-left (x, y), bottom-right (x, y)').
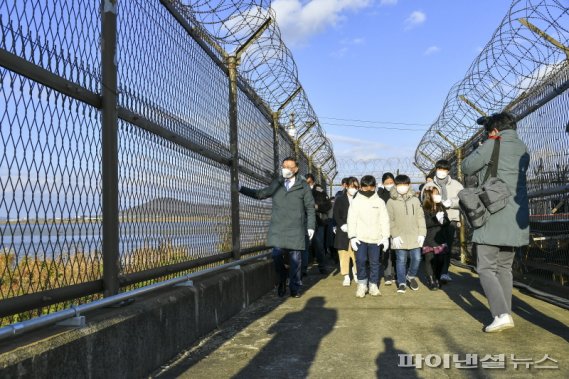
top-left (176, 0), bottom-right (337, 179)
top-left (334, 157), bottom-right (426, 189)
top-left (415, 0), bottom-right (568, 171)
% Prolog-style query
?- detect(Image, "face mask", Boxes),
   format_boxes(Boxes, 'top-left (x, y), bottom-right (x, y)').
top-left (396, 186), bottom-right (409, 195)
top-left (359, 190), bottom-right (375, 198)
top-left (432, 194), bottom-right (442, 203)
top-left (384, 184), bottom-right (394, 191)
top-left (436, 170), bottom-right (448, 180)
top-left (281, 168), bottom-right (294, 179)
top-left (347, 188), bottom-right (358, 196)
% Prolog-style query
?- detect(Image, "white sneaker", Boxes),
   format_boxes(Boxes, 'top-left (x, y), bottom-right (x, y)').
top-left (356, 283), bottom-right (367, 298)
top-left (342, 275), bottom-right (351, 287)
top-left (369, 283), bottom-right (381, 296)
top-left (485, 313), bottom-right (514, 333)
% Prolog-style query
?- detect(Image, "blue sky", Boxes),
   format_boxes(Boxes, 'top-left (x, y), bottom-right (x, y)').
top-left (270, 0), bottom-right (512, 161)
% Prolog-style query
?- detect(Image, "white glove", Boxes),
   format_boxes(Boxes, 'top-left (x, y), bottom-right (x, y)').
top-left (379, 238), bottom-right (389, 249)
top-left (340, 224), bottom-right (348, 233)
top-left (350, 238), bottom-right (361, 252)
top-left (392, 237), bottom-right (403, 250)
top-left (417, 236), bottom-right (425, 246)
top-left (308, 229), bottom-right (314, 240)
top-left (333, 226), bottom-right (337, 234)
top-left (436, 211), bottom-right (445, 224)
top-left (442, 199), bottom-right (452, 208)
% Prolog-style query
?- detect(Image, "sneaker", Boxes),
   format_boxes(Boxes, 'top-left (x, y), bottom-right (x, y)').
top-left (369, 283), bottom-right (381, 296)
top-left (290, 291), bottom-right (301, 298)
top-left (342, 275), bottom-right (351, 287)
top-left (397, 284), bottom-right (406, 293)
top-left (485, 313), bottom-right (514, 333)
top-left (384, 275), bottom-right (394, 286)
top-left (356, 283), bottom-right (367, 298)
top-left (440, 274), bottom-right (452, 283)
top-left (407, 277), bottom-right (419, 291)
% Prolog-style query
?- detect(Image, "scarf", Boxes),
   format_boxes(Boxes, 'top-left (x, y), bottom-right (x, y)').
top-left (434, 176), bottom-right (451, 201)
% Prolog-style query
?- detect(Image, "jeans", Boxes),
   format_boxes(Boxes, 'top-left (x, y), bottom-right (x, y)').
top-left (272, 248), bottom-right (302, 294)
top-left (476, 244), bottom-right (515, 317)
top-left (355, 242), bottom-right (381, 285)
top-left (395, 248), bottom-right (421, 286)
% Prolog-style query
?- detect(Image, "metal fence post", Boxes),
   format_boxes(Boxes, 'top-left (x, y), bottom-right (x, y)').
top-left (227, 55), bottom-right (241, 260)
top-left (272, 111), bottom-right (280, 172)
top-left (101, 0), bottom-right (120, 297)
top-left (456, 147), bottom-right (468, 263)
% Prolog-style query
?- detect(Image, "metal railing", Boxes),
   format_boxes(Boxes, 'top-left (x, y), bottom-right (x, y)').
top-left (414, 0), bottom-right (569, 296)
top-left (0, 251), bottom-right (271, 342)
top-left (0, 0), bottom-right (336, 326)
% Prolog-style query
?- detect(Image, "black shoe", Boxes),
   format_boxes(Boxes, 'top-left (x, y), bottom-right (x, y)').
top-left (319, 268), bottom-right (329, 275)
top-left (291, 291), bottom-right (301, 298)
top-left (427, 276), bottom-right (439, 291)
top-left (277, 281), bottom-right (286, 297)
top-left (407, 277), bottom-right (419, 291)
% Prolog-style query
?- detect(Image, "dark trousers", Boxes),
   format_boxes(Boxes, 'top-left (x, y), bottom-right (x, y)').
top-left (441, 221), bottom-right (457, 276)
top-left (302, 225), bottom-right (325, 272)
top-left (272, 248), bottom-right (302, 294)
top-left (424, 252), bottom-right (445, 279)
top-left (381, 248), bottom-right (395, 278)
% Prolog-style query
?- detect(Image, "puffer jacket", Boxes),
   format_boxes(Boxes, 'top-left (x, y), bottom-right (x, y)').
top-left (386, 188), bottom-right (427, 249)
top-left (433, 176), bottom-right (464, 222)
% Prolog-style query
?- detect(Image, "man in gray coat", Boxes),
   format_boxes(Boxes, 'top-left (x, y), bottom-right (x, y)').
top-left (462, 112), bottom-right (530, 333)
top-left (239, 157), bottom-right (316, 298)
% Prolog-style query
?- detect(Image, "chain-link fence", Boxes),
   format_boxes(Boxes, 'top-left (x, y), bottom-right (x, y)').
top-left (0, 0), bottom-right (336, 325)
top-left (414, 0), bottom-right (568, 297)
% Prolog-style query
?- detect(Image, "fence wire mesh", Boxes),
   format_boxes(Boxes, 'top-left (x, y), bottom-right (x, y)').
top-left (0, 0), bottom-right (335, 325)
top-left (414, 0), bottom-right (568, 296)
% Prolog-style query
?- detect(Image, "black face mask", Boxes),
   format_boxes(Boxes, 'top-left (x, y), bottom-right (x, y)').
top-left (359, 190), bottom-right (375, 198)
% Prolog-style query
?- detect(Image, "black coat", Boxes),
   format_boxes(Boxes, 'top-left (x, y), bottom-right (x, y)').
top-left (377, 188), bottom-right (391, 204)
top-left (424, 208), bottom-right (450, 247)
top-left (312, 188), bottom-right (332, 226)
top-left (332, 194), bottom-right (350, 250)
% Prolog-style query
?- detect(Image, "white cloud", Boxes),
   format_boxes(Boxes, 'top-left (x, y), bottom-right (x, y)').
top-left (380, 0), bottom-right (398, 5)
top-left (271, 0), bottom-right (373, 46)
top-left (404, 11), bottom-right (426, 30)
top-left (424, 45), bottom-right (441, 55)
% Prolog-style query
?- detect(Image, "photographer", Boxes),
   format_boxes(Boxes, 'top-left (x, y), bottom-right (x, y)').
top-left (462, 112), bottom-right (530, 333)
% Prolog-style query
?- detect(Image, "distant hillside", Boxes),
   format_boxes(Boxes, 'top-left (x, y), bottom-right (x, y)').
top-left (121, 197), bottom-right (228, 218)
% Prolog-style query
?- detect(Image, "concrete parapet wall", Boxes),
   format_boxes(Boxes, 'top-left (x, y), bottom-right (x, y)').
top-left (0, 258), bottom-right (275, 378)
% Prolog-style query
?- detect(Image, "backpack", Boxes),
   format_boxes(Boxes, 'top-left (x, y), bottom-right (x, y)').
top-left (458, 138), bottom-right (511, 228)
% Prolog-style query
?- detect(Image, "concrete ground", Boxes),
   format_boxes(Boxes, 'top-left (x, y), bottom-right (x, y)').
top-left (153, 263), bottom-right (569, 379)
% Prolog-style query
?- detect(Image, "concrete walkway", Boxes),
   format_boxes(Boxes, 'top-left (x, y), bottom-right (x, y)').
top-left (154, 264), bottom-right (569, 379)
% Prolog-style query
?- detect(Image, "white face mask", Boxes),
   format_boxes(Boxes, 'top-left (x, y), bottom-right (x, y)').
top-left (347, 188), bottom-right (358, 196)
top-left (436, 170), bottom-right (448, 180)
top-left (432, 194), bottom-right (442, 203)
top-left (281, 168), bottom-right (294, 179)
top-left (396, 185), bottom-right (409, 195)
top-left (384, 184), bottom-right (394, 191)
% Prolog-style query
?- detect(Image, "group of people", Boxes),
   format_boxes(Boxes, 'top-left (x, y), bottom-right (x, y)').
top-left (332, 162), bottom-right (462, 297)
top-left (239, 111), bottom-right (529, 333)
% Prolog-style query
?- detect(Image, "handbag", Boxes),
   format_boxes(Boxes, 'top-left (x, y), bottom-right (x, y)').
top-left (478, 138), bottom-right (511, 213)
top-left (458, 138), bottom-right (511, 228)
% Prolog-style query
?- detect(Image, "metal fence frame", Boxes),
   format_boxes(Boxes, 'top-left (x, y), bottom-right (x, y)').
top-left (0, 0), bottom-right (335, 323)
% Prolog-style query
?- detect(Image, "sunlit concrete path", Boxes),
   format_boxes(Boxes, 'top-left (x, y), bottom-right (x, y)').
top-left (153, 264), bottom-right (569, 379)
